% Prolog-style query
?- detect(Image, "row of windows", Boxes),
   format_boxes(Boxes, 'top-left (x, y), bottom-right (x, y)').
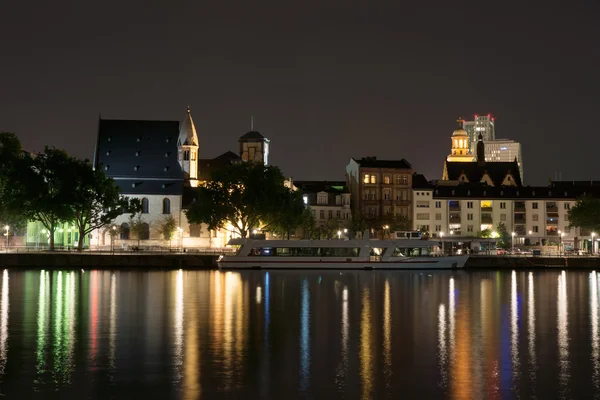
top-left (313, 210), bottom-right (351, 220)
top-left (363, 189), bottom-right (409, 201)
top-left (106, 136), bottom-right (174, 143)
top-left (139, 198), bottom-right (172, 214)
top-left (105, 151), bottom-right (172, 157)
top-left (363, 174), bottom-right (409, 185)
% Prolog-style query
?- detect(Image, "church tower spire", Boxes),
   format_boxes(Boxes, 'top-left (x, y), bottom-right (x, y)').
top-left (178, 106), bottom-right (199, 187)
top-left (446, 118), bottom-right (474, 162)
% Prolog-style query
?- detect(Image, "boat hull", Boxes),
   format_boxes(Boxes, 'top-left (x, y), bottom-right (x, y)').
top-left (218, 255), bottom-right (468, 270)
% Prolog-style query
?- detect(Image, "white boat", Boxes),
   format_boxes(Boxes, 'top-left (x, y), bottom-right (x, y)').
top-left (217, 238), bottom-right (468, 270)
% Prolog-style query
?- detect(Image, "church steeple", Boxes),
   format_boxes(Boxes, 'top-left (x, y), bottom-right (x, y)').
top-left (177, 106), bottom-right (199, 187)
top-left (446, 118), bottom-right (474, 162)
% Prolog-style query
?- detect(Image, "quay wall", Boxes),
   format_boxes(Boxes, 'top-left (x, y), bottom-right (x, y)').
top-left (466, 256), bottom-right (600, 269)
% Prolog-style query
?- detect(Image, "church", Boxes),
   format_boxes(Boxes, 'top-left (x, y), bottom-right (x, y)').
top-left (91, 108), bottom-right (270, 249)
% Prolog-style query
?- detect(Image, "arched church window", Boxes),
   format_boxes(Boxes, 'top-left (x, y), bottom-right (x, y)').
top-left (163, 198), bottom-right (171, 214)
top-left (141, 198), bottom-right (149, 214)
top-left (459, 139), bottom-right (463, 148)
top-left (140, 223), bottom-right (150, 240)
top-left (120, 223), bottom-right (130, 240)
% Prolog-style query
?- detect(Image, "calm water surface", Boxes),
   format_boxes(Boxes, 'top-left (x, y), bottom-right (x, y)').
top-left (0, 268), bottom-right (598, 399)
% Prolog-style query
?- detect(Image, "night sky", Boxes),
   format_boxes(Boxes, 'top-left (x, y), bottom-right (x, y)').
top-left (2, 0), bottom-right (599, 185)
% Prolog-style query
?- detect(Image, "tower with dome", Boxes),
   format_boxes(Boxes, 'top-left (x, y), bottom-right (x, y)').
top-left (446, 119), bottom-right (475, 162)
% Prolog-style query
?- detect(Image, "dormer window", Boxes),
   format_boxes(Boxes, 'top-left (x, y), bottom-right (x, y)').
top-left (105, 151), bottom-right (111, 156)
top-left (107, 137), bottom-right (112, 142)
top-left (104, 165), bottom-right (109, 171)
top-left (317, 192), bottom-right (328, 205)
top-left (164, 167), bottom-right (169, 172)
top-left (135, 151), bottom-right (140, 156)
top-left (137, 137), bottom-right (141, 142)
top-left (134, 166), bottom-right (140, 171)
top-left (165, 152), bottom-right (170, 157)
top-left (166, 137), bottom-right (170, 143)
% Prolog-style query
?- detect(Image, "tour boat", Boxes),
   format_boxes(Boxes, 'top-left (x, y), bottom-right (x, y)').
top-left (217, 238), bottom-right (468, 270)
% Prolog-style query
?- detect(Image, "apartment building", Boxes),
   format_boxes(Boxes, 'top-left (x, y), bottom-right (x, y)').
top-left (293, 181), bottom-right (351, 227)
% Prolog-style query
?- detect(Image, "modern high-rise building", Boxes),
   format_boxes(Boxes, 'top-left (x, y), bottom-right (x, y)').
top-left (463, 114), bottom-right (495, 154)
top-left (483, 139), bottom-right (523, 182)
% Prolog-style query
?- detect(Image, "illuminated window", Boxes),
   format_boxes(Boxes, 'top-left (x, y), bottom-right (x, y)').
top-left (363, 174), bottom-right (370, 184)
top-left (370, 174), bottom-right (377, 184)
top-left (191, 152), bottom-right (196, 161)
top-left (384, 175), bottom-right (391, 184)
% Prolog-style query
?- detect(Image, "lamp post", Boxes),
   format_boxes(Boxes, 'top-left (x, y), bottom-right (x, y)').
top-left (337, 230), bottom-right (342, 240)
top-left (177, 227), bottom-right (183, 251)
top-left (4, 226), bottom-right (8, 252)
top-left (560, 232), bottom-right (565, 256)
top-left (593, 232), bottom-right (596, 255)
top-left (383, 225), bottom-right (389, 239)
top-left (440, 231), bottom-right (444, 255)
top-left (511, 231), bottom-right (515, 254)
top-left (111, 225), bottom-right (117, 253)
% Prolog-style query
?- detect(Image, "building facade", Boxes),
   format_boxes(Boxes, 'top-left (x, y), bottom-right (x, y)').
top-left (483, 139), bottom-right (523, 182)
top-left (293, 181), bottom-right (351, 227)
top-left (346, 157), bottom-right (413, 221)
top-left (463, 114), bottom-right (496, 154)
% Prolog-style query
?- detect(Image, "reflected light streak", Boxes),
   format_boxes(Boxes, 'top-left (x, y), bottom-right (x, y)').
top-left (299, 279), bottom-right (310, 391)
top-left (109, 272), bottom-right (117, 371)
top-left (264, 273), bottom-right (270, 341)
top-left (36, 271), bottom-right (48, 381)
top-left (54, 271), bottom-right (63, 381)
top-left (452, 277), bottom-right (472, 400)
top-left (528, 272), bottom-right (536, 386)
top-left (174, 269), bottom-right (184, 380)
top-left (360, 287), bottom-right (373, 399)
top-left (591, 271), bottom-right (599, 391)
top-left (511, 270), bottom-right (520, 380)
top-left (383, 280), bottom-right (392, 388)
top-left (336, 287), bottom-right (349, 390)
top-left (90, 271), bottom-right (98, 366)
top-left (0, 270), bottom-right (9, 376)
top-left (65, 272), bottom-right (76, 382)
top-left (183, 277), bottom-right (200, 400)
top-left (449, 278), bottom-right (456, 356)
top-left (438, 304), bottom-right (447, 387)
top-left (557, 270), bottom-right (570, 396)
top-left (256, 286), bottom-right (262, 304)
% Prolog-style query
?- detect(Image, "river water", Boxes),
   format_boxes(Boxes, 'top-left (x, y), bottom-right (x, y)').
top-left (0, 269), bottom-right (598, 399)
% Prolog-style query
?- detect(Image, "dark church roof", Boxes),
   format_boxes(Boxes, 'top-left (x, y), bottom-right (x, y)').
top-left (445, 160), bottom-right (522, 187)
top-left (239, 131), bottom-right (265, 140)
top-left (196, 151), bottom-right (242, 182)
top-left (412, 173), bottom-right (434, 189)
top-left (94, 119), bottom-right (184, 195)
top-left (352, 157), bottom-right (412, 169)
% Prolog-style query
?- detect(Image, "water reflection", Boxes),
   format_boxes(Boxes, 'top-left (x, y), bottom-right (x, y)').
top-left (449, 277), bottom-right (456, 356)
top-left (511, 270), bottom-right (520, 381)
top-left (174, 269), bottom-right (184, 380)
top-left (183, 271), bottom-right (200, 400)
top-left (0, 270), bottom-right (9, 376)
top-left (109, 272), bottom-right (116, 371)
top-left (36, 270), bottom-right (49, 383)
top-left (591, 271), bottom-right (599, 391)
top-left (336, 286), bottom-right (349, 390)
top-left (360, 287), bottom-right (373, 399)
top-left (528, 272), bottom-right (536, 386)
top-left (438, 303), bottom-right (447, 387)
top-left (299, 279), bottom-right (310, 391)
top-left (383, 280), bottom-right (392, 388)
top-left (557, 270), bottom-right (570, 396)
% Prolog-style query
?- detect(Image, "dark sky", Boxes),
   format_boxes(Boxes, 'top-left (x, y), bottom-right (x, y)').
top-left (2, 0), bottom-right (599, 185)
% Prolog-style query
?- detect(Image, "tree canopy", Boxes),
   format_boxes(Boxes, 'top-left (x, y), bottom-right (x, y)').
top-left (0, 133), bottom-right (27, 233)
top-left (185, 162), bottom-right (300, 238)
top-left (568, 196), bottom-right (600, 233)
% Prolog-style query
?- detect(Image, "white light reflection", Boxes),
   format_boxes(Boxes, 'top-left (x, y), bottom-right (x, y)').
top-left (299, 279), bottom-right (310, 391)
top-left (335, 287), bottom-right (349, 390)
top-left (174, 269), bottom-right (184, 380)
top-left (511, 270), bottom-right (520, 379)
top-left (0, 270), bottom-right (9, 375)
top-left (256, 286), bottom-right (262, 304)
top-left (360, 287), bottom-right (372, 399)
top-left (449, 278), bottom-right (456, 356)
top-left (66, 271), bottom-right (76, 381)
top-left (109, 272), bottom-right (117, 371)
top-left (528, 272), bottom-right (536, 385)
top-left (383, 280), bottom-right (392, 388)
top-left (591, 271), bottom-right (599, 390)
top-left (557, 270), bottom-right (570, 395)
top-left (36, 271), bottom-right (48, 381)
top-left (438, 304), bottom-right (447, 387)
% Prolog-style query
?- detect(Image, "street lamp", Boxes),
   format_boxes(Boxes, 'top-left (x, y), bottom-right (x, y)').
top-left (337, 230), bottom-right (342, 239)
top-left (560, 232), bottom-right (565, 256)
top-left (3, 226), bottom-right (8, 252)
top-left (593, 232), bottom-right (596, 255)
top-left (440, 231), bottom-right (444, 255)
top-left (177, 227), bottom-right (183, 250)
top-left (111, 225), bottom-right (117, 253)
top-left (511, 232), bottom-right (515, 253)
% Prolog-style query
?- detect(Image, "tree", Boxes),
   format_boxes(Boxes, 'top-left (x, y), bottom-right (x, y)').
top-left (129, 215), bottom-right (149, 248)
top-left (496, 222), bottom-right (511, 250)
top-left (267, 190), bottom-right (305, 239)
top-left (0, 133), bottom-right (28, 234)
top-left (18, 147), bottom-right (78, 250)
top-left (298, 208), bottom-right (317, 239)
top-left (185, 162), bottom-right (297, 238)
top-left (568, 196), bottom-right (600, 233)
top-left (351, 212), bottom-right (368, 238)
top-left (70, 159), bottom-right (141, 251)
top-left (159, 215), bottom-right (178, 245)
top-left (477, 229), bottom-right (492, 238)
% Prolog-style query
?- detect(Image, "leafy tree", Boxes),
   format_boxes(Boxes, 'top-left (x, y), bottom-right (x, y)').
top-left (325, 217), bottom-right (347, 239)
top-left (185, 162), bottom-right (297, 238)
top-left (70, 160), bottom-right (141, 251)
top-left (477, 229), bottom-right (492, 238)
top-left (568, 196), bottom-right (600, 233)
top-left (351, 212), bottom-right (368, 238)
top-left (0, 133), bottom-right (28, 233)
top-left (267, 190), bottom-right (305, 239)
top-left (298, 208), bottom-right (317, 239)
top-left (496, 222), bottom-right (511, 250)
top-left (129, 215), bottom-right (149, 248)
top-left (18, 147), bottom-right (78, 250)
top-left (159, 215), bottom-right (178, 245)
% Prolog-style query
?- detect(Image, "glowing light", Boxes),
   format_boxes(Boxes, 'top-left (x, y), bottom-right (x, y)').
top-left (36, 271), bottom-right (48, 382)
top-left (0, 270), bottom-right (9, 376)
top-left (528, 272), bottom-right (537, 384)
top-left (256, 286), bottom-right (262, 304)
top-left (383, 280), bottom-right (392, 388)
top-left (336, 287), bottom-right (349, 389)
top-left (449, 278), bottom-right (455, 355)
top-left (511, 270), bottom-right (520, 379)
top-left (174, 269), bottom-right (184, 380)
top-left (438, 304), bottom-right (447, 387)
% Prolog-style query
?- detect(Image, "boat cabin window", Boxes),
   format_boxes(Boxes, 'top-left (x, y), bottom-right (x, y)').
top-left (250, 247), bottom-right (360, 257)
top-left (392, 247), bottom-right (430, 256)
